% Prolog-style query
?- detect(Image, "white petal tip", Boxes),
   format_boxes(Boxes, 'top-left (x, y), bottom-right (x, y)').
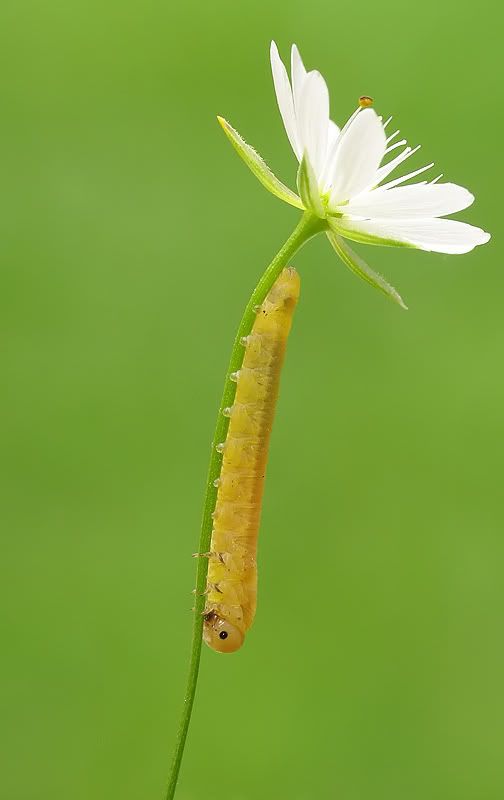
top-left (415, 224), bottom-right (492, 254)
top-left (453, 186), bottom-right (475, 207)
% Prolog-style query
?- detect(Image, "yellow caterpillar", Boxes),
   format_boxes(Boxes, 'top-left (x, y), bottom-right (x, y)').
top-left (203, 267), bottom-right (301, 653)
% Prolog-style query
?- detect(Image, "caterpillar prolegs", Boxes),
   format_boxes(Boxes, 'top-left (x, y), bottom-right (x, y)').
top-left (203, 267), bottom-right (301, 653)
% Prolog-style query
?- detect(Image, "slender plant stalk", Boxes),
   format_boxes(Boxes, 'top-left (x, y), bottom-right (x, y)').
top-left (165, 211), bottom-right (326, 799)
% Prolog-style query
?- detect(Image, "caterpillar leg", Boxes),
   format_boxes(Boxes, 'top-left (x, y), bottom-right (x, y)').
top-left (205, 581), bottom-right (223, 594)
top-left (191, 581), bottom-right (223, 597)
top-left (191, 587), bottom-right (210, 596)
top-left (192, 551), bottom-right (225, 563)
top-left (192, 551), bottom-right (225, 562)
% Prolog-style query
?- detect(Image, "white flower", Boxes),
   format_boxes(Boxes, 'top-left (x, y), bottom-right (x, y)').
top-left (218, 42), bottom-right (490, 308)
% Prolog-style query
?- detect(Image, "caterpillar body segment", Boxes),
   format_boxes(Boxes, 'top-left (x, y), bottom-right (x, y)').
top-left (203, 267), bottom-right (301, 653)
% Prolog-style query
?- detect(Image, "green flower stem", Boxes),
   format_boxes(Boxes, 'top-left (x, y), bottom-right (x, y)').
top-left (165, 211), bottom-right (326, 800)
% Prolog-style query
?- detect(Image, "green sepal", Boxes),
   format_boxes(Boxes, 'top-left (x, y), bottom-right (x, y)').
top-left (327, 227), bottom-right (408, 310)
top-left (217, 116), bottom-right (304, 210)
top-left (296, 153), bottom-right (325, 218)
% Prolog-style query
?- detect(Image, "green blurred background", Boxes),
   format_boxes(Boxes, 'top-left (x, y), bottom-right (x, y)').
top-left (1, 1), bottom-right (502, 798)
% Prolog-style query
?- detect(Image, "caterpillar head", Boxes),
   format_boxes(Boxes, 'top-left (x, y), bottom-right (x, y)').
top-left (203, 611), bottom-right (244, 653)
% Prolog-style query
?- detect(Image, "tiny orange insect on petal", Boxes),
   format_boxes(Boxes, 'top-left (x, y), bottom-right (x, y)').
top-left (359, 95), bottom-right (374, 108)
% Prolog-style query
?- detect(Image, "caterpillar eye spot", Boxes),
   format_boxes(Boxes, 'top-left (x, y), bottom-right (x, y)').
top-left (203, 613), bottom-right (244, 653)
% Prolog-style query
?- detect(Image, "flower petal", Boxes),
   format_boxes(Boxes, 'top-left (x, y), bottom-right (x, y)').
top-left (341, 183), bottom-right (474, 219)
top-left (270, 41), bottom-right (301, 160)
top-left (384, 138), bottom-right (408, 155)
top-left (378, 162), bottom-right (434, 191)
top-left (296, 70), bottom-right (330, 183)
top-left (328, 109), bottom-right (387, 204)
top-left (334, 216), bottom-right (491, 254)
top-left (217, 116), bottom-right (304, 210)
top-left (327, 119), bottom-right (341, 150)
top-left (373, 145), bottom-right (420, 187)
top-left (322, 107), bottom-right (362, 192)
top-left (320, 119), bottom-right (341, 188)
top-left (290, 44), bottom-right (307, 116)
top-left (327, 226), bottom-right (407, 309)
